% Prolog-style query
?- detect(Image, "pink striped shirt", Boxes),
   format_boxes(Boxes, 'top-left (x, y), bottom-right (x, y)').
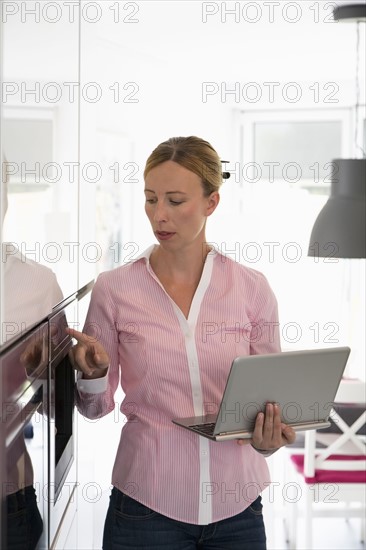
top-left (76, 245), bottom-right (281, 525)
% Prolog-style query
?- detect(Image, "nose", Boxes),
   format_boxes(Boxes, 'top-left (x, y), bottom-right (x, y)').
top-left (153, 200), bottom-right (168, 223)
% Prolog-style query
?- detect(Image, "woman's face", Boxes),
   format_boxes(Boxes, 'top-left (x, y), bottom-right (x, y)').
top-left (144, 160), bottom-right (219, 251)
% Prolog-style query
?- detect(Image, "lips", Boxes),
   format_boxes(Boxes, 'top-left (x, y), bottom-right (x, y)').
top-left (155, 231), bottom-right (175, 240)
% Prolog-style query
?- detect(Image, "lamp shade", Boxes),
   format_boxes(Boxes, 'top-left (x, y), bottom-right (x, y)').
top-left (333, 3), bottom-right (366, 22)
top-left (308, 159), bottom-right (366, 258)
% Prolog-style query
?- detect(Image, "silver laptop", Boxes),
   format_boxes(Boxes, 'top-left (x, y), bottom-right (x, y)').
top-left (172, 347), bottom-right (351, 441)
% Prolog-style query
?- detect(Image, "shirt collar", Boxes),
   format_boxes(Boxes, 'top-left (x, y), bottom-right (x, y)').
top-left (133, 243), bottom-right (218, 264)
top-left (133, 244), bottom-right (157, 263)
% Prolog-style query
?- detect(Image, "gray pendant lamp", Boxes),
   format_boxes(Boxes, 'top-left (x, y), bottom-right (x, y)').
top-left (308, 159), bottom-right (366, 258)
top-left (308, 3), bottom-right (366, 259)
top-left (333, 3), bottom-right (366, 22)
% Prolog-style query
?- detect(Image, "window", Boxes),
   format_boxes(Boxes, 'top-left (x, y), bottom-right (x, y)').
top-left (220, 107), bottom-right (366, 380)
top-left (240, 107), bottom-right (352, 194)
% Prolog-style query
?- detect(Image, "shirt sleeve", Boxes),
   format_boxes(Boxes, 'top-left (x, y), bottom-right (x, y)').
top-left (76, 369), bottom-right (109, 394)
top-left (248, 272), bottom-right (281, 356)
top-left (75, 273), bottom-right (120, 419)
top-left (248, 273), bottom-right (283, 457)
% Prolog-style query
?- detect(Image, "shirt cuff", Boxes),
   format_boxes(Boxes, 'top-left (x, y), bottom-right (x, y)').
top-left (76, 369), bottom-right (109, 394)
top-left (251, 444), bottom-right (276, 457)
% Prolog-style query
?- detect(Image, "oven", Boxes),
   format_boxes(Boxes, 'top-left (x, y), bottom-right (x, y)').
top-left (0, 321), bottom-right (49, 550)
top-left (1, 283), bottom-right (93, 548)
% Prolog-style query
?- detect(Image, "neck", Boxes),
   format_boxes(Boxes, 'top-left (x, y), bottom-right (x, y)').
top-left (150, 241), bottom-right (212, 284)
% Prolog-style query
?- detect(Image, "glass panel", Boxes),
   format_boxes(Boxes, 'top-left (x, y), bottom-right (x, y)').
top-left (1, 1), bottom-right (80, 346)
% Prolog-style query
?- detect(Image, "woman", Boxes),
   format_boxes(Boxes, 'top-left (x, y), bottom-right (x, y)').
top-left (67, 136), bottom-right (296, 549)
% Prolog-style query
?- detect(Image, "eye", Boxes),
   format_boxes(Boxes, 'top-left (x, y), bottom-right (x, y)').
top-left (169, 200), bottom-right (184, 205)
top-left (145, 198), bottom-right (156, 204)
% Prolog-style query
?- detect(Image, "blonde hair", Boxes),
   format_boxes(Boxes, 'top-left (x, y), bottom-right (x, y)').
top-left (143, 136), bottom-right (224, 196)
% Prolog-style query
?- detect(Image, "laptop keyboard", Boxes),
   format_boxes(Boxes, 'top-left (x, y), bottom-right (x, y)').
top-left (189, 422), bottom-right (216, 435)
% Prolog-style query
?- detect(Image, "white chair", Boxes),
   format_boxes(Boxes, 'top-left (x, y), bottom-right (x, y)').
top-left (284, 379), bottom-right (366, 549)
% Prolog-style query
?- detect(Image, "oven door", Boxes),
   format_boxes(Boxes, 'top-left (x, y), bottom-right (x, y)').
top-left (1, 322), bottom-right (49, 550)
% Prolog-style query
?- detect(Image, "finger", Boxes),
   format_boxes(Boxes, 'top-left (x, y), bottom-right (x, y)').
top-left (73, 342), bottom-right (109, 376)
top-left (251, 412), bottom-right (265, 447)
top-left (66, 327), bottom-right (96, 346)
top-left (273, 403), bottom-right (282, 434)
top-left (73, 345), bottom-right (94, 376)
top-left (236, 438), bottom-right (252, 446)
top-left (20, 344), bottom-right (42, 369)
top-left (281, 424), bottom-right (296, 445)
top-left (266, 403), bottom-right (285, 448)
top-left (85, 345), bottom-right (109, 370)
top-left (50, 324), bottom-right (59, 338)
top-left (263, 403), bottom-right (274, 440)
top-left (67, 328), bottom-right (109, 369)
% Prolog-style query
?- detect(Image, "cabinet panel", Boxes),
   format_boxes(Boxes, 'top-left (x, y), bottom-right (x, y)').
top-left (1, 1), bottom-right (81, 347)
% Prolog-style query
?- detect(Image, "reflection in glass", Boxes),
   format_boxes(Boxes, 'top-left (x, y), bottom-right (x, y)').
top-left (2, 325), bottom-right (49, 549)
top-left (1, 165), bottom-right (64, 345)
top-left (6, 390), bottom-right (44, 550)
top-left (1, 3), bottom-right (80, 324)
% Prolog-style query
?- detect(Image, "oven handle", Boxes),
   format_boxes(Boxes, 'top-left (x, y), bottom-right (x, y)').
top-left (6, 382), bottom-right (44, 448)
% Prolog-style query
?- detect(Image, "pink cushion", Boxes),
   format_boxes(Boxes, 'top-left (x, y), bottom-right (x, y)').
top-left (290, 454), bottom-right (366, 484)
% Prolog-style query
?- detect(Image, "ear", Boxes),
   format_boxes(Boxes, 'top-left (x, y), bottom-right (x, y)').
top-left (206, 192), bottom-right (220, 217)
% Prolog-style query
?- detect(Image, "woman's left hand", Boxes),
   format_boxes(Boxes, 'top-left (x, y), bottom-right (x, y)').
top-left (237, 402), bottom-right (296, 450)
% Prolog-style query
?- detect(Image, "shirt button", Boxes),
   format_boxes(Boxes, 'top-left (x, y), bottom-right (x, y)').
top-left (202, 450), bottom-right (208, 456)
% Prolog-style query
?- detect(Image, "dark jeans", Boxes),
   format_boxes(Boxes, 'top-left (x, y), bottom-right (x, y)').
top-left (6, 485), bottom-right (43, 550)
top-left (103, 487), bottom-right (266, 549)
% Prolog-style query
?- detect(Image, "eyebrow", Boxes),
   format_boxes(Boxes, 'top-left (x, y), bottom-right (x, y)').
top-left (144, 189), bottom-right (188, 195)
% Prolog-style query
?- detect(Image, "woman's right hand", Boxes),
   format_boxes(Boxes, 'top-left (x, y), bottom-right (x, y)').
top-left (66, 327), bottom-right (110, 379)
